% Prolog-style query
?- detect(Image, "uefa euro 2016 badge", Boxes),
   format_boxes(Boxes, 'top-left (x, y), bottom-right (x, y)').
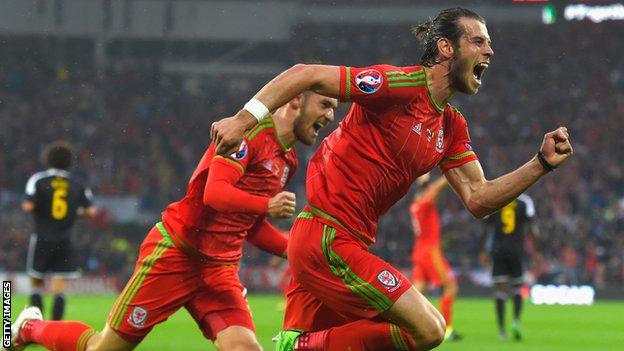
top-left (128, 306), bottom-right (148, 328)
top-left (355, 69), bottom-right (383, 94)
top-left (229, 140), bottom-right (248, 161)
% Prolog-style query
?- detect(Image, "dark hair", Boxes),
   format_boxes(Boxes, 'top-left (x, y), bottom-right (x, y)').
top-left (413, 8), bottom-right (485, 67)
top-left (45, 141), bottom-right (74, 170)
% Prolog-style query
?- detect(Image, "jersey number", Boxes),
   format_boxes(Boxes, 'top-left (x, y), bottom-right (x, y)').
top-left (51, 188), bottom-right (68, 220)
top-left (500, 201), bottom-right (517, 235)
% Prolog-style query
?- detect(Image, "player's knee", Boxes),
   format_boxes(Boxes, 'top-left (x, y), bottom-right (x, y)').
top-left (227, 341), bottom-right (262, 351)
top-left (215, 338), bottom-right (262, 351)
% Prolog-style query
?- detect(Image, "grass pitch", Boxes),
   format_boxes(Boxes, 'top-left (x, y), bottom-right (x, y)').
top-left (10, 294), bottom-right (623, 350)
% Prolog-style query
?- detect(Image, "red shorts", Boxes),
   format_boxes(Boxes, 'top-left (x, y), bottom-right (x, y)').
top-left (106, 223), bottom-right (253, 343)
top-left (411, 247), bottom-right (456, 287)
top-left (284, 212), bottom-right (411, 331)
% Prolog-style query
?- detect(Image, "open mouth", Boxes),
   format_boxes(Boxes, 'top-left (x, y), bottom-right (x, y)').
top-left (473, 62), bottom-right (488, 82)
top-left (313, 121), bottom-right (325, 135)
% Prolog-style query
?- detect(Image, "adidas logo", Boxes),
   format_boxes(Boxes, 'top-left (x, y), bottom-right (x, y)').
top-left (412, 123), bottom-right (422, 135)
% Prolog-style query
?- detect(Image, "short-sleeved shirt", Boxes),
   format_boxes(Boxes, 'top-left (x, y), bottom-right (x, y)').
top-left (162, 117), bottom-right (297, 262)
top-left (306, 64), bottom-right (477, 245)
top-left (24, 168), bottom-right (93, 241)
top-left (485, 194), bottom-right (535, 253)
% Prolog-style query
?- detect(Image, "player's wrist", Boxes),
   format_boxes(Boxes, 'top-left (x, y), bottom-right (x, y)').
top-left (243, 98), bottom-right (270, 122)
top-left (536, 151), bottom-right (556, 172)
top-left (235, 109), bottom-right (261, 130)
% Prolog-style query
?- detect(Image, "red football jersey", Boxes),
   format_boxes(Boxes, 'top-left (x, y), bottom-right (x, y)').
top-left (162, 117), bottom-right (297, 261)
top-left (306, 64), bottom-right (477, 245)
top-left (410, 197), bottom-right (441, 260)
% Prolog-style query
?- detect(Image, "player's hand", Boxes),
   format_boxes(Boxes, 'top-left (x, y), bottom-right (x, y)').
top-left (211, 111), bottom-right (258, 156)
top-left (539, 127), bottom-right (573, 169)
top-left (267, 191), bottom-right (296, 219)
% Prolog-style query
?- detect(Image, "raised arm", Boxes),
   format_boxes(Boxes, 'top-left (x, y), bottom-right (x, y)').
top-left (444, 127), bottom-right (572, 218)
top-left (211, 64), bottom-right (341, 155)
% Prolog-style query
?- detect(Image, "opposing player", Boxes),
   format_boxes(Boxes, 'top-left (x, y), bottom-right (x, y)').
top-left (410, 174), bottom-right (461, 341)
top-left (7, 91), bottom-right (336, 351)
top-left (22, 141), bottom-right (97, 321)
top-left (211, 7), bottom-right (572, 351)
top-left (480, 194), bottom-right (535, 341)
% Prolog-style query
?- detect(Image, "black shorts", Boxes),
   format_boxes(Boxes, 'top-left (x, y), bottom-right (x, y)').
top-left (491, 248), bottom-right (523, 285)
top-left (26, 234), bottom-right (79, 279)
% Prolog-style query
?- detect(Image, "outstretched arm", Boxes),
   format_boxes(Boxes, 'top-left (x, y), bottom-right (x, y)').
top-left (444, 127), bottom-right (572, 218)
top-left (211, 64), bottom-right (340, 155)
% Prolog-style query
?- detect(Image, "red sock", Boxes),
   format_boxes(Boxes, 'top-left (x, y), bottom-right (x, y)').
top-left (439, 294), bottom-right (455, 327)
top-left (20, 319), bottom-right (95, 351)
top-left (297, 320), bottom-right (416, 351)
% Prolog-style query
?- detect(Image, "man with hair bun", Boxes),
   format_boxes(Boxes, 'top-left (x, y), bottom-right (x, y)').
top-left (212, 7), bottom-right (573, 351)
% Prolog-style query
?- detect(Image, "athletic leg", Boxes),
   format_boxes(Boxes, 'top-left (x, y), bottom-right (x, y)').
top-left (213, 326), bottom-right (261, 351)
top-left (50, 278), bottom-right (66, 320)
top-left (432, 250), bottom-right (459, 340)
top-left (29, 278), bottom-right (45, 312)
top-left (187, 264), bottom-right (261, 351)
top-left (27, 234), bottom-right (47, 313)
top-left (280, 215), bottom-right (443, 350)
top-left (16, 313), bottom-right (134, 351)
top-left (14, 226), bottom-right (196, 351)
top-left (494, 282), bottom-right (508, 340)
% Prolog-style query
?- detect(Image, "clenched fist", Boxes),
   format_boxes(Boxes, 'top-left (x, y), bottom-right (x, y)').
top-left (267, 191), bottom-right (296, 219)
top-left (539, 127), bottom-right (573, 169)
top-left (211, 111), bottom-right (258, 156)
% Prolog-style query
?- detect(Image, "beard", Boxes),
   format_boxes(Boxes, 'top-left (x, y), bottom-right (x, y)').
top-left (448, 54), bottom-right (476, 95)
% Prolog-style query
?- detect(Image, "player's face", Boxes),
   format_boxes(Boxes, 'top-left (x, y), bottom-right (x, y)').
top-left (294, 93), bottom-right (337, 146)
top-left (449, 18), bottom-right (493, 95)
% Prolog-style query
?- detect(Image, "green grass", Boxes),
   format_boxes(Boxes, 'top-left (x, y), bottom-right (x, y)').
top-left (9, 294), bottom-right (624, 350)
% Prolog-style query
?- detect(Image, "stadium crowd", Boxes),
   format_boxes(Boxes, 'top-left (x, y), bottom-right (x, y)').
top-left (1, 21), bottom-right (623, 290)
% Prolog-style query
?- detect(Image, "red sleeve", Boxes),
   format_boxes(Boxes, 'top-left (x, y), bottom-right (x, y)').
top-left (439, 108), bottom-right (479, 172)
top-left (339, 65), bottom-right (425, 109)
top-left (246, 219), bottom-right (288, 257)
top-left (202, 139), bottom-right (269, 213)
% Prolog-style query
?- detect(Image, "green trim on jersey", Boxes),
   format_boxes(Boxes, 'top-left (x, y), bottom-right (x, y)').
top-left (345, 67), bottom-right (352, 101)
top-left (321, 225), bottom-right (393, 312)
top-left (388, 81), bottom-right (427, 88)
top-left (387, 74), bottom-right (426, 82)
top-left (214, 156), bottom-right (245, 174)
top-left (423, 69), bottom-right (446, 113)
top-left (108, 237), bottom-right (172, 329)
top-left (297, 211), bottom-right (314, 219)
top-left (245, 117), bottom-right (274, 141)
top-left (390, 324), bottom-right (410, 350)
top-left (386, 69), bottom-right (424, 77)
top-left (442, 150), bottom-right (476, 162)
top-left (245, 115), bottom-right (292, 152)
top-left (155, 222), bottom-right (175, 246)
top-left (308, 205), bottom-right (372, 245)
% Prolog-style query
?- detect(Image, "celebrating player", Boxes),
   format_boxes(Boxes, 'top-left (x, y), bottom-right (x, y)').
top-left (22, 141), bottom-right (97, 321)
top-left (480, 194), bottom-right (536, 341)
top-left (7, 92), bottom-right (336, 351)
top-left (212, 7), bottom-right (572, 351)
top-left (410, 174), bottom-right (461, 341)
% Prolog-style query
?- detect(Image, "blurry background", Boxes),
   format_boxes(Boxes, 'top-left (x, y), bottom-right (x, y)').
top-left (0, 0), bottom-right (622, 298)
